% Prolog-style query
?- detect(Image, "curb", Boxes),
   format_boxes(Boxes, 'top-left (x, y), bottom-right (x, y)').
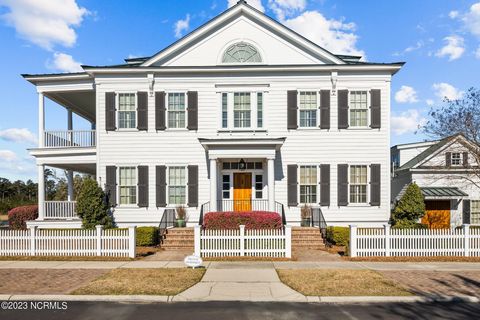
top-left (1, 294), bottom-right (478, 304)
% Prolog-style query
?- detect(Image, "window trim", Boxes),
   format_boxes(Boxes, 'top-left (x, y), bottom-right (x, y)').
top-left (167, 165), bottom-right (188, 206)
top-left (116, 92), bottom-right (138, 131)
top-left (348, 164), bottom-right (369, 206)
top-left (297, 91), bottom-right (319, 129)
top-left (348, 89), bottom-right (370, 129)
top-left (218, 91), bottom-right (265, 131)
top-left (166, 91), bottom-right (188, 130)
top-left (117, 166), bottom-right (138, 207)
top-left (451, 152), bottom-right (463, 166)
top-left (298, 164), bottom-right (319, 205)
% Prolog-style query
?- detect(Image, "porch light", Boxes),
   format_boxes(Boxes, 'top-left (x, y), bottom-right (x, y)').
top-left (239, 158), bottom-right (246, 170)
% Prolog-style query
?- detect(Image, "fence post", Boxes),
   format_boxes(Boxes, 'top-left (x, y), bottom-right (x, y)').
top-left (285, 225), bottom-right (292, 258)
top-left (384, 224), bottom-right (391, 257)
top-left (194, 225), bottom-right (201, 256)
top-left (28, 226), bottom-right (37, 256)
top-left (96, 225), bottom-right (102, 256)
top-left (239, 225), bottom-right (245, 256)
top-left (349, 225), bottom-right (357, 257)
top-left (128, 226), bottom-right (136, 258)
top-left (463, 224), bottom-right (470, 257)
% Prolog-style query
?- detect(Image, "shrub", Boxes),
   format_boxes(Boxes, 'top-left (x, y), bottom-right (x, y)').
top-left (326, 226), bottom-right (349, 246)
top-left (76, 178), bottom-right (114, 229)
top-left (203, 211), bottom-right (282, 230)
top-left (391, 183), bottom-right (425, 227)
top-left (8, 205), bottom-right (38, 230)
top-left (136, 227), bottom-right (160, 246)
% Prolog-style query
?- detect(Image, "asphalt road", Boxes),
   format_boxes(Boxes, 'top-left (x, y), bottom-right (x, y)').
top-left (1, 301), bottom-right (479, 320)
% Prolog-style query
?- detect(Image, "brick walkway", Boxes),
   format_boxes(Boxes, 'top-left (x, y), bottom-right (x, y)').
top-left (0, 269), bottom-right (108, 294)
top-left (380, 271), bottom-right (480, 297)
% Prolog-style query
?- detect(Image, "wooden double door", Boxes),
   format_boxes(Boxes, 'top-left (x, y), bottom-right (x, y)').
top-left (421, 200), bottom-right (451, 229)
top-left (233, 173), bottom-right (252, 211)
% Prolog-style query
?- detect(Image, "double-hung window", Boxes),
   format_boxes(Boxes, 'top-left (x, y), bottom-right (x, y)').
top-left (234, 92), bottom-right (251, 128)
top-left (299, 165), bottom-right (317, 204)
top-left (350, 91), bottom-right (368, 127)
top-left (119, 167), bottom-right (136, 205)
top-left (350, 165), bottom-right (367, 203)
top-left (299, 92), bottom-right (317, 127)
top-left (222, 93), bottom-right (228, 128)
top-left (257, 93), bottom-right (263, 128)
top-left (451, 153), bottom-right (462, 166)
top-left (118, 93), bottom-right (136, 129)
top-left (168, 166), bottom-right (186, 205)
top-left (471, 200), bottom-right (480, 224)
top-left (168, 93), bottom-right (186, 128)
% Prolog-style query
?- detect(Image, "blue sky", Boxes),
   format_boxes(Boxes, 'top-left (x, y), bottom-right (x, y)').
top-left (0, 0), bottom-right (479, 181)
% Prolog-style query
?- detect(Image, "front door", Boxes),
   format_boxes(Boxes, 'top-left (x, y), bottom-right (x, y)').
top-left (422, 200), bottom-right (451, 229)
top-left (233, 173), bottom-right (252, 211)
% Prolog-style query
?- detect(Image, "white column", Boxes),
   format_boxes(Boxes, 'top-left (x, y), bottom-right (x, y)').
top-left (37, 164), bottom-right (45, 220)
top-left (38, 92), bottom-right (45, 147)
top-left (67, 109), bottom-right (73, 145)
top-left (210, 158), bottom-right (217, 211)
top-left (67, 170), bottom-right (74, 201)
top-left (268, 158), bottom-right (275, 212)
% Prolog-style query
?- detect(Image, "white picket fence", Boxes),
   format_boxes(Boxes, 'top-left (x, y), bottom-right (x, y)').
top-left (0, 226), bottom-right (136, 258)
top-left (350, 224), bottom-right (480, 257)
top-left (194, 225), bottom-right (292, 258)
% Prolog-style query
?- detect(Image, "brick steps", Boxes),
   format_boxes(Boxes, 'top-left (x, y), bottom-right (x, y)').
top-left (161, 227), bottom-right (194, 251)
top-left (291, 227), bottom-right (325, 250)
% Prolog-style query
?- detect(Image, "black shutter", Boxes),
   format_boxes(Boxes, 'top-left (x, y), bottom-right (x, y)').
top-left (287, 90), bottom-right (298, 130)
top-left (137, 92), bottom-right (148, 131)
top-left (187, 91), bottom-right (198, 130)
top-left (370, 164), bottom-right (381, 206)
top-left (446, 152), bottom-right (452, 167)
top-left (105, 166), bottom-right (117, 207)
top-left (156, 165), bottom-right (167, 207)
top-left (337, 164), bottom-right (348, 206)
top-left (105, 92), bottom-right (116, 131)
top-left (463, 152), bottom-right (469, 167)
top-left (463, 200), bottom-right (471, 224)
top-left (187, 165), bottom-right (198, 207)
top-left (338, 90), bottom-right (349, 129)
top-left (287, 164), bottom-right (298, 206)
top-left (370, 89), bottom-right (381, 129)
top-left (319, 164), bottom-right (330, 206)
top-left (155, 92), bottom-right (166, 130)
top-left (137, 166), bottom-right (149, 207)
top-left (320, 90), bottom-right (330, 129)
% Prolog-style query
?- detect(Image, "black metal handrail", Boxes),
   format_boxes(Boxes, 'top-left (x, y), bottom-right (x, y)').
top-left (199, 202), bottom-right (210, 226)
top-left (158, 208), bottom-right (175, 244)
top-left (275, 201), bottom-right (286, 225)
top-left (311, 207), bottom-right (327, 238)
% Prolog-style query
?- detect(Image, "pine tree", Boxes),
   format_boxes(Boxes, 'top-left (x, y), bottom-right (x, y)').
top-left (76, 178), bottom-right (114, 229)
top-left (391, 183), bottom-right (426, 228)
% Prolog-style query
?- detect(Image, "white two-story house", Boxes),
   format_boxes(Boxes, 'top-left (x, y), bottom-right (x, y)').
top-left (24, 1), bottom-right (403, 229)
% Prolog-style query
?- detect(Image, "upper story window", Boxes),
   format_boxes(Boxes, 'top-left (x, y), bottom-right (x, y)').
top-left (220, 92), bottom-right (264, 130)
top-left (222, 42), bottom-right (262, 63)
top-left (350, 165), bottom-right (367, 203)
top-left (168, 93), bottom-right (186, 128)
top-left (118, 93), bottom-right (136, 129)
top-left (299, 92), bottom-right (317, 128)
top-left (451, 152), bottom-right (462, 166)
top-left (349, 91), bottom-right (368, 127)
top-left (119, 166), bottom-right (136, 205)
top-left (234, 92), bottom-right (251, 128)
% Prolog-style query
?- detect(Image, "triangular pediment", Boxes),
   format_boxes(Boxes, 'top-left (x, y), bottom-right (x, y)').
top-left (142, 2), bottom-right (345, 67)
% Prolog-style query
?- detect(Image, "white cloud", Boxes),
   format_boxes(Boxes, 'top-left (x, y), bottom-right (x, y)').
top-left (463, 2), bottom-right (480, 37)
top-left (0, 150), bottom-right (18, 161)
top-left (268, 0), bottom-right (306, 21)
top-left (0, 150), bottom-right (36, 178)
top-left (395, 86), bottom-right (419, 104)
top-left (432, 82), bottom-right (464, 100)
top-left (228, 0), bottom-right (265, 12)
top-left (435, 35), bottom-right (465, 61)
top-left (284, 11), bottom-right (365, 57)
top-left (174, 14), bottom-right (191, 38)
top-left (0, 128), bottom-right (37, 145)
top-left (47, 52), bottom-right (82, 73)
top-left (449, 10), bottom-right (459, 19)
top-left (0, 0), bottom-right (89, 50)
top-left (426, 99), bottom-right (434, 106)
top-left (391, 109), bottom-right (426, 135)
top-left (476, 46), bottom-right (480, 58)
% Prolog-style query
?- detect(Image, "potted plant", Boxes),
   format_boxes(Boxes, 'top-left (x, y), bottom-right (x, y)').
top-left (176, 206), bottom-right (187, 228)
top-left (301, 204), bottom-right (312, 227)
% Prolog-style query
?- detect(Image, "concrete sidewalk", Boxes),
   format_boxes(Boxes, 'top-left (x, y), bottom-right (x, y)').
top-left (1, 260), bottom-right (480, 271)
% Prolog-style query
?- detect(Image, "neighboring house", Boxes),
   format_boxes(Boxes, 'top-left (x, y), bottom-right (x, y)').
top-left (391, 134), bottom-right (480, 228)
top-left (23, 1), bottom-right (403, 229)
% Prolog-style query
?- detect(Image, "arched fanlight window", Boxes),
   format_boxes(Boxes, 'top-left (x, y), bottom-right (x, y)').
top-left (222, 42), bottom-right (262, 63)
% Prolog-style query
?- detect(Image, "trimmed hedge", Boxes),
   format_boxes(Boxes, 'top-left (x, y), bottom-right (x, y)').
top-left (136, 227), bottom-right (159, 246)
top-left (203, 211), bottom-right (282, 230)
top-left (7, 205), bottom-right (38, 230)
top-left (326, 226), bottom-right (349, 247)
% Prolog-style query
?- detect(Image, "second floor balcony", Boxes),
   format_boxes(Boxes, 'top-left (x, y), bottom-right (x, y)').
top-left (44, 130), bottom-right (96, 148)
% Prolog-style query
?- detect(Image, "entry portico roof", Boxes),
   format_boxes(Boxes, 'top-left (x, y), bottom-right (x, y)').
top-left (421, 187), bottom-right (468, 199)
top-left (199, 137), bottom-right (285, 159)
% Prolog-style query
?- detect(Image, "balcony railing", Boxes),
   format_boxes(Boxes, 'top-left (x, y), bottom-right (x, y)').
top-left (43, 130), bottom-right (96, 148)
top-left (44, 201), bottom-right (78, 220)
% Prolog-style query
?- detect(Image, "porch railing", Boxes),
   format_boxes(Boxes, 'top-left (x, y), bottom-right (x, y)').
top-left (159, 208), bottom-right (176, 244)
top-left (44, 130), bottom-right (96, 148)
top-left (44, 201), bottom-right (77, 220)
top-left (311, 207), bottom-right (327, 238)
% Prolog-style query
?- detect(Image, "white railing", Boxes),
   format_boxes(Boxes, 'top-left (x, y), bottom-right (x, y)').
top-left (43, 130), bottom-right (96, 148)
top-left (350, 224), bottom-right (480, 257)
top-left (44, 201), bottom-right (77, 219)
top-left (0, 226), bottom-right (136, 258)
top-left (194, 225), bottom-right (291, 258)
